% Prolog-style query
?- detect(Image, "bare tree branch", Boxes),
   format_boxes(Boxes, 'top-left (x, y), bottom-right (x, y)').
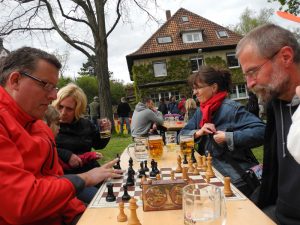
top-left (1, 27), bottom-right (55, 36)
top-left (133, 0), bottom-right (159, 23)
top-left (106, 0), bottom-right (122, 38)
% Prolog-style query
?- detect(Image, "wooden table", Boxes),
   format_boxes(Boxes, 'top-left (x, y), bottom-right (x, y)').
top-left (162, 121), bottom-right (186, 131)
top-left (77, 148), bottom-right (275, 225)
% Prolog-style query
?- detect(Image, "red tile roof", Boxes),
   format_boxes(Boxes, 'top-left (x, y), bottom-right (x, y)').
top-left (128, 8), bottom-right (243, 57)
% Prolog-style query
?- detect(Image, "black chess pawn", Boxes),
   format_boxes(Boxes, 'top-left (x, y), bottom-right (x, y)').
top-left (183, 154), bottom-right (188, 164)
top-left (154, 162), bottom-right (160, 174)
top-left (106, 182), bottom-right (116, 202)
top-left (144, 160), bottom-right (149, 172)
top-left (128, 163), bottom-right (135, 175)
top-left (126, 170), bottom-right (135, 186)
top-left (129, 157), bottom-right (133, 167)
top-left (138, 161), bottom-right (146, 178)
top-left (191, 148), bottom-right (197, 163)
top-left (149, 163), bottom-right (157, 177)
top-left (121, 184), bottom-right (131, 201)
top-left (113, 158), bottom-right (121, 170)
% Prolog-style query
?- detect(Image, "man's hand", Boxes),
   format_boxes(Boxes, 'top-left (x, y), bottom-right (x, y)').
top-left (194, 123), bottom-right (216, 139)
top-left (77, 158), bottom-right (124, 187)
top-left (213, 131), bottom-right (226, 144)
top-left (68, 154), bottom-right (83, 168)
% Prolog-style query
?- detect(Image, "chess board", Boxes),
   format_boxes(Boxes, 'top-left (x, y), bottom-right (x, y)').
top-left (89, 167), bottom-right (246, 208)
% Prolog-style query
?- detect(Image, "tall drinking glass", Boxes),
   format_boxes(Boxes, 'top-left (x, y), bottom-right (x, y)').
top-left (148, 135), bottom-right (163, 159)
top-left (183, 184), bottom-right (226, 225)
top-left (179, 134), bottom-right (194, 156)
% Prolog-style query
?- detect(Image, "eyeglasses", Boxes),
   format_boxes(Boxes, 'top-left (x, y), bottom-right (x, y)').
top-left (20, 71), bottom-right (58, 92)
top-left (243, 49), bottom-right (281, 80)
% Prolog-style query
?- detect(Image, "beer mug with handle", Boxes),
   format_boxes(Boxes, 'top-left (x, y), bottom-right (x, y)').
top-left (183, 184), bottom-right (226, 225)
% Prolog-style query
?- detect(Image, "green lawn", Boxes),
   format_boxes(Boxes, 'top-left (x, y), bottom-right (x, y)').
top-left (96, 134), bottom-right (133, 164)
top-left (252, 145), bottom-right (263, 163)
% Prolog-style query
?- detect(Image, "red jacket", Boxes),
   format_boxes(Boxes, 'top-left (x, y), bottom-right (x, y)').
top-left (0, 87), bottom-right (85, 225)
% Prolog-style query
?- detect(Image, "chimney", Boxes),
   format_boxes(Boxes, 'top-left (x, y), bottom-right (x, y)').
top-left (166, 10), bottom-right (171, 20)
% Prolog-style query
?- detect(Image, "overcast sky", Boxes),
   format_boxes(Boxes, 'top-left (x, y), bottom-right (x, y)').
top-left (3, 0), bottom-right (299, 83)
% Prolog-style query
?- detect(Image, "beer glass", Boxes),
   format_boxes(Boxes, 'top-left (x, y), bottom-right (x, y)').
top-left (148, 135), bottom-right (163, 159)
top-left (183, 184), bottom-right (226, 225)
top-left (165, 131), bottom-right (177, 152)
top-left (179, 134), bottom-right (194, 156)
top-left (98, 118), bottom-right (111, 138)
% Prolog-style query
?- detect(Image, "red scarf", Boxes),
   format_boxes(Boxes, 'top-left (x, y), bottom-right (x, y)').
top-left (200, 91), bottom-right (227, 127)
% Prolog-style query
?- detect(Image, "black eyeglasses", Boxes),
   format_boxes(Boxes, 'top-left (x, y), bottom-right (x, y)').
top-left (244, 48), bottom-right (281, 80)
top-left (20, 71), bottom-right (58, 92)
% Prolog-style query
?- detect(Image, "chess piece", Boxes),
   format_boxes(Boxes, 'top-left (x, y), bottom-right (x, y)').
top-left (129, 157), bottom-right (133, 167)
top-left (144, 160), bottom-right (149, 172)
top-left (192, 164), bottom-right (199, 175)
top-left (122, 184), bottom-right (131, 201)
top-left (154, 162), bottom-right (160, 174)
top-left (182, 166), bottom-right (189, 181)
top-left (156, 174), bottom-right (161, 180)
top-left (188, 159), bottom-right (194, 173)
top-left (127, 197), bottom-right (141, 225)
top-left (175, 155), bottom-right (183, 173)
top-left (128, 164), bottom-right (136, 175)
top-left (197, 155), bottom-right (203, 169)
top-left (149, 163), bottom-right (156, 177)
top-left (202, 155), bottom-right (207, 171)
top-left (106, 183), bottom-right (116, 202)
top-left (191, 148), bottom-right (197, 163)
top-left (170, 170), bottom-right (175, 180)
top-left (205, 155), bottom-right (215, 178)
top-left (223, 177), bottom-right (233, 197)
top-left (140, 175), bottom-right (147, 187)
top-left (183, 154), bottom-right (188, 164)
top-left (138, 161), bottom-right (146, 178)
top-left (205, 173), bottom-right (210, 183)
top-left (114, 157), bottom-right (122, 170)
top-left (126, 171), bottom-right (135, 186)
top-left (117, 201), bottom-right (128, 222)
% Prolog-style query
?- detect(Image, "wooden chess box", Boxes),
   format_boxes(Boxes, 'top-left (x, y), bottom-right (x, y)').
top-left (141, 179), bottom-right (186, 211)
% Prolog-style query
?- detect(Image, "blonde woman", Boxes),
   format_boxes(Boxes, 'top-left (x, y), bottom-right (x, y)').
top-left (184, 98), bottom-right (197, 122)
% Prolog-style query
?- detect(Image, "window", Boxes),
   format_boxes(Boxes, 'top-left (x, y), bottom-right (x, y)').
top-left (190, 57), bottom-right (203, 72)
top-left (160, 92), bottom-right (170, 101)
top-left (153, 61), bottom-right (167, 77)
top-left (226, 53), bottom-right (239, 68)
top-left (170, 91), bottom-right (180, 100)
top-left (217, 30), bottom-right (228, 38)
top-left (230, 84), bottom-right (248, 100)
top-left (157, 36), bottom-right (172, 44)
top-left (181, 16), bottom-right (189, 22)
top-left (150, 93), bottom-right (159, 106)
top-left (182, 32), bottom-right (203, 43)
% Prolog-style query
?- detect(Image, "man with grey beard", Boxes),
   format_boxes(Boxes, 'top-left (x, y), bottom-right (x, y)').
top-left (236, 23), bottom-right (300, 225)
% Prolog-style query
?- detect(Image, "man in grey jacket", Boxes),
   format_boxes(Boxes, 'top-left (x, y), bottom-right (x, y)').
top-left (131, 97), bottom-right (164, 138)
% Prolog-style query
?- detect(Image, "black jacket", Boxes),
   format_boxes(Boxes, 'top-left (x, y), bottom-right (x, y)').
top-left (56, 118), bottom-right (110, 173)
top-left (117, 102), bottom-right (131, 117)
top-left (259, 99), bottom-right (300, 225)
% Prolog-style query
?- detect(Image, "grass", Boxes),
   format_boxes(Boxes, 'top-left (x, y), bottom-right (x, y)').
top-left (252, 145), bottom-right (263, 163)
top-left (96, 134), bottom-right (264, 164)
top-left (96, 134), bottom-right (133, 164)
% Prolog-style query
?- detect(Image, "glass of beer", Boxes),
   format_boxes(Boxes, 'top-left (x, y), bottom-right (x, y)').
top-left (148, 135), bottom-right (163, 159)
top-left (179, 135), bottom-right (194, 156)
top-left (98, 118), bottom-right (111, 138)
top-left (165, 131), bottom-right (177, 152)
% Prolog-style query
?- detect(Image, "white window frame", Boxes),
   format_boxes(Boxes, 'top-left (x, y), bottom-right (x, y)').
top-left (181, 16), bottom-right (189, 22)
top-left (230, 84), bottom-right (248, 100)
top-left (153, 61), bottom-right (167, 77)
top-left (182, 31), bottom-right (203, 43)
top-left (226, 53), bottom-right (240, 68)
top-left (190, 57), bottom-right (203, 72)
top-left (157, 36), bottom-right (172, 44)
top-left (217, 30), bottom-right (228, 38)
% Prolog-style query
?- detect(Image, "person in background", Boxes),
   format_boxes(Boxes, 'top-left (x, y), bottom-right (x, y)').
top-left (89, 96), bottom-right (100, 126)
top-left (0, 47), bottom-right (122, 225)
top-left (245, 92), bottom-right (259, 117)
top-left (236, 23), bottom-right (300, 224)
top-left (178, 95), bottom-right (187, 116)
top-left (52, 83), bottom-right (112, 203)
top-left (117, 97), bottom-right (131, 135)
top-left (131, 97), bottom-right (164, 138)
top-left (158, 97), bottom-right (168, 115)
top-left (184, 98), bottom-right (197, 121)
top-left (180, 66), bottom-right (265, 197)
top-left (168, 95), bottom-right (180, 114)
top-left (44, 105), bottom-right (60, 136)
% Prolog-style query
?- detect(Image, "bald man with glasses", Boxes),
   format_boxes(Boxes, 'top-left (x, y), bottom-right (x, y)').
top-left (0, 47), bottom-right (122, 225)
top-left (237, 24), bottom-right (300, 225)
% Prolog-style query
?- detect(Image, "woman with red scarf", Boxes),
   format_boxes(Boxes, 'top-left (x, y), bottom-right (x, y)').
top-left (180, 66), bottom-right (265, 197)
